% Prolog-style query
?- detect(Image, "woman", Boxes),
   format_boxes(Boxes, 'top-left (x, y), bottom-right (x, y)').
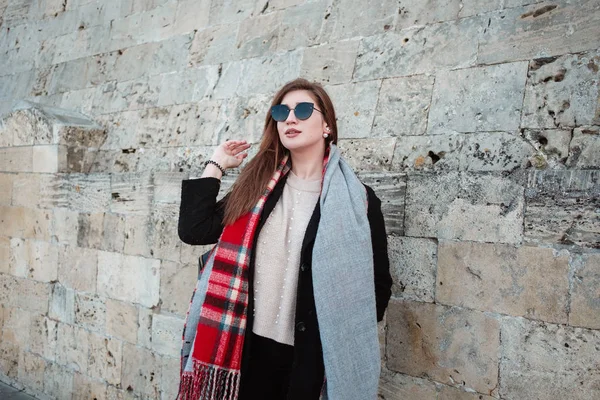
top-left (177, 78), bottom-right (392, 400)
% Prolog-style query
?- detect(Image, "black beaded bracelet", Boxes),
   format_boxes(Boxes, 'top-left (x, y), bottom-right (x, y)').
top-left (204, 159), bottom-right (227, 175)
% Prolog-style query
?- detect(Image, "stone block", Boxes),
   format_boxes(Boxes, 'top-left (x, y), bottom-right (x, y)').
top-left (387, 300), bottom-right (499, 395)
top-left (0, 146), bottom-right (33, 172)
top-left (23, 208), bottom-right (53, 241)
top-left (567, 125), bottom-right (600, 168)
top-left (75, 293), bottom-right (106, 332)
top-left (123, 215), bottom-right (152, 258)
top-left (160, 261), bottom-right (196, 316)
top-left (87, 332), bottom-right (122, 385)
top-left (388, 236), bottom-right (436, 303)
top-left (209, 0), bottom-right (256, 25)
top-left (338, 138), bottom-right (396, 172)
top-left (149, 203), bottom-right (181, 261)
top-left (156, 66), bottom-right (219, 106)
top-left (355, 171), bottom-right (406, 236)
top-left (0, 236), bottom-right (9, 274)
top-left (17, 351), bottom-right (46, 393)
top-left (72, 372), bottom-right (108, 400)
top-left (160, 355), bottom-right (180, 400)
top-left (0, 336), bottom-right (19, 379)
top-left (237, 50), bottom-right (303, 97)
top-left (2, 307), bottom-right (32, 349)
top-left (300, 40), bottom-right (359, 85)
top-left (216, 95), bottom-right (271, 145)
top-left (103, 212), bottom-right (126, 253)
top-left (77, 212), bottom-right (105, 250)
top-left (163, 101), bottom-right (222, 147)
top-left (438, 385), bottom-right (496, 400)
top-left (109, 2), bottom-right (177, 48)
top-left (120, 343), bottom-right (161, 397)
top-left (58, 245), bottom-right (98, 292)
top-left (405, 172), bottom-right (525, 244)
top-left (325, 80), bottom-right (381, 138)
top-left (151, 313), bottom-right (184, 357)
top-left (500, 316), bottom-right (600, 400)
top-left (49, 283), bottom-right (75, 323)
top-left (188, 23), bottom-right (239, 67)
top-left (354, 18), bottom-right (481, 81)
top-left (9, 239), bottom-right (59, 282)
top-left (29, 315), bottom-right (58, 361)
top-left (479, 1), bottom-right (600, 64)
top-left (51, 209), bottom-right (78, 246)
top-left (428, 62), bottom-right (528, 134)
top-left (235, 12), bottom-right (281, 59)
top-left (522, 50), bottom-right (600, 129)
top-left (110, 173), bottom-right (153, 215)
top-left (134, 106), bottom-right (172, 147)
top-left (7, 277), bottom-right (51, 314)
top-left (97, 251), bottom-right (160, 308)
top-left (153, 172), bottom-right (186, 204)
top-left (93, 78), bottom-right (161, 115)
top-left (11, 174), bottom-right (40, 209)
top-left (68, 174), bottom-right (112, 213)
top-left (437, 242), bottom-right (569, 323)
top-left (39, 174), bottom-right (70, 210)
top-left (378, 369), bottom-right (438, 400)
top-left (569, 253), bottom-right (600, 330)
top-left (171, 0), bottom-right (211, 35)
top-left (462, 132), bottom-right (534, 171)
top-left (396, 0), bottom-right (462, 29)
top-left (137, 306), bottom-right (153, 348)
top-left (524, 170), bottom-right (600, 248)
top-left (0, 206), bottom-right (26, 238)
top-left (522, 128), bottom-right (572, 167)
top-left (372, 75), bottom-right (434, 137)
top-left (277, 0), bottom-right (327, 51)
top-left (55, 323), bottom-right (89, 372)
top-left (106, 299), bottom-right (139, 344)
top-left (392, 133), bottom-right (465, 172)
top-left (0, 174), bottom-right (13, 205)
top-left (44, 362), bottom-right (74, 400)
top-left (320, 0), bottom-right (397, 40)
top-left (458, 0), bottom-right (542, 18)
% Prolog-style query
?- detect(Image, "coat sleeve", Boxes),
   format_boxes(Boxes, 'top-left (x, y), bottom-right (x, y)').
top-left (177, 177), bottom-right (228, 245)
top-left (365, 185), bottom-right (393, 322)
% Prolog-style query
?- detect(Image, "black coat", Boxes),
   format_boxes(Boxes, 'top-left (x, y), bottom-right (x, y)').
top-left (178, 175), bottom-right (392, 399)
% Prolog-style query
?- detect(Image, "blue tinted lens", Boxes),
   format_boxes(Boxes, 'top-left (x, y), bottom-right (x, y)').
top-left (294, 103), bottom-right (314, 120)
top-left (271, 104), bottom-right (290, 121)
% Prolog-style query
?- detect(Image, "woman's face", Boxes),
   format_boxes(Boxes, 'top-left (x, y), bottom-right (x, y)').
top-left (276, 90), bottom-right (328, 154)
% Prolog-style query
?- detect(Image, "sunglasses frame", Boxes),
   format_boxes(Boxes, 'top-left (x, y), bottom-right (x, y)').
top-left (271, 102), bottom-right (323, 122)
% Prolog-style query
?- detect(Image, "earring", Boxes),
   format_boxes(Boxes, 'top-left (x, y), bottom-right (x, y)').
top-left (323, 133), bottom-right (329, 138)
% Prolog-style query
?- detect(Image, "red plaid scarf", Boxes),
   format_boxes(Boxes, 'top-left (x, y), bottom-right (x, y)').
top-left (178, 154), bottom-right (302, 399)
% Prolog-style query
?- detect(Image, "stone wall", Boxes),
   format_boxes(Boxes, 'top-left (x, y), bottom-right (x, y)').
top-left (0, 0), bottom-right (599, 399)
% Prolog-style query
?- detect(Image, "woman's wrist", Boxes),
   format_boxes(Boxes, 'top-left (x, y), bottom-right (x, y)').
top-left (205, 159), bottom-right (227, 175)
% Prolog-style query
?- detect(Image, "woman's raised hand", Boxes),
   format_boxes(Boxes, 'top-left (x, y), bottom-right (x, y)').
top-left (210, 140), bottom-right (251, 170)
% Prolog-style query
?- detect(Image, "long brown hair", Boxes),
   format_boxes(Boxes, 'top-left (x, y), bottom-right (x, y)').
top-left (223, 78), bottom-right (338, 226)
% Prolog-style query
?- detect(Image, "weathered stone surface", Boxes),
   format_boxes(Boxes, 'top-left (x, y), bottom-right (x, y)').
top-left (235, 12), bottom-right (280, 59)
top-left (522, 51), bottom-right (600, 129)
top-left (120, 343), bottom-right (161, 397)
top-left (354, 18), bottom-right (481, 81)
top-left (0, 236), bottom-right (9, 274)
top-left (75, 293), bottom-right (106, 332)
top-left (2, 276), bottom-right (51, 314)
top-left (189, 23), bottom-right (239, 67)
top-left (55, 323), bottom-right (89, 372)
top-left (500, 316), bottom-right (600, 400)
top-left (524, 170), bottom-right (600, 248)
top-left (388, 237), bottom-right (436, 302)
top-left (437, 242), bottom-right (569, 323)
top-left (87, 332), bottom-right (122, 385)
top-left (151, 313), bottom-right (184, 357)
top-left (209, 0), bottom-right (256, 25)
top-left (277, 0), bottom-right (327, 51)
top-left (171, 0), bottom-right (211, 35)
top-left (149, 203), bottom-right (181, 261)
top-left (12, 174), bottom-right (41, 209)
top-left (58, 245), bottom-right (98, 292)
top-left (123, 215), bottom-right (152, 258)
top-left (321, 0), bottom-right (397, 40)
top-left (17, 352), bottom-right (46, 393)
top-left (300, 40), bottom-right (359, 85)
top-left (52, 208), bottom-right (79, 246)
top-left (0, 146), bottom-right (33, 172)
top-left (378, 368), bottom-right (438, 400)
top-left (108, 2), bottom-right (177, 49)
top-left (387, 300), bottom-right (499, 395)
top-left (438, 385), bottom-right (496, 400)
top-left (77, 212), bottom-right (105, 250)
top-left (72, 372), bottom-right (108, 400)
top-left (155, 66), bottom-right (218, 107)
top-left (68, 174), bottom-right (112, 213)
top-left (0, 174), bottom-right (14, 205)
top-left (392, 134), bottom-right (465, 172)
top-left (161, 101), bottom-right (222, 147)
top-left (428, 62), bottom-right (528, 134)
top-left (522, 128), bottom-right (572, 167)
top-left (396, 0), bottom-right (461, 29)
top-left (44, 362), bottom-right (74, 400)
top-left (110, 173), bottom-right (153, 215)
top-left (567, 125), bottom-right (600, 168)
top-left (9, 238), bottom-right (59, 282)
top-left (460, 132), bottom-right (534, 171)
top-left (570, 253), bottom-right (600, 330)
top-left (93, 78), bottom-right (161, 114)
top-left (2, 307), bottom-right (33, 349)
top-left (134, 106), bottom-right (173, 147)
top-left (436, 173), bottom-right (525, 244)
top-left (160, 355), bottom-right (180, 400)
top-left (160, 261), bottom-right (196, 316)
top-left (106, 299), bottom-right (139, 344)
top-left (0, 206), bottom-right (26, 238)
top-left (216, 94), bottom-right (270, 144)
top-left (479, 1), bottom-right (600, 64)
top-left (49, 283), bottom-right (75, 324)
top-left (372, 75), bottom-right (434, 137)
top-left (137, 306), bottom-right (153, 349)
top-left (326, 80), bottom-right (381, 138)
top-left (29, 315), bottom-right (58, 361)
top-left (97, 251), bottom-right (160, 308)
top-left (338, 138), bottom-right (396, 172)
top-left (102, 213), bottom-right (126, 253)
top-left (153, 172), bottom-right (185, 204)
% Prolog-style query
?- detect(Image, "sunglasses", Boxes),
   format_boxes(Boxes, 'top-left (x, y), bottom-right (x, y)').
top-left (271, 102), bottom-right (323, 122)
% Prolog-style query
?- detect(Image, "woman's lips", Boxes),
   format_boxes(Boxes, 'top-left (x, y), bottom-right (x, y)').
top-left (285, 129), bottom-right (301, 138)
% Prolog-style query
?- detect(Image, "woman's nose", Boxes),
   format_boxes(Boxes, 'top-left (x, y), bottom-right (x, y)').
top-left (286, 109), bottom-right (298, 123)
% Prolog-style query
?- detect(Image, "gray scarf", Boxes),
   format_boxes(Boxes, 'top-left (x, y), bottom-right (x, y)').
top-left (313, 144), bottom-right (380, 400)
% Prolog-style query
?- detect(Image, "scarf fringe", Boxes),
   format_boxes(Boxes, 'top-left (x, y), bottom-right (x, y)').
top-left (178, 361), bottom-right (240, 400)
